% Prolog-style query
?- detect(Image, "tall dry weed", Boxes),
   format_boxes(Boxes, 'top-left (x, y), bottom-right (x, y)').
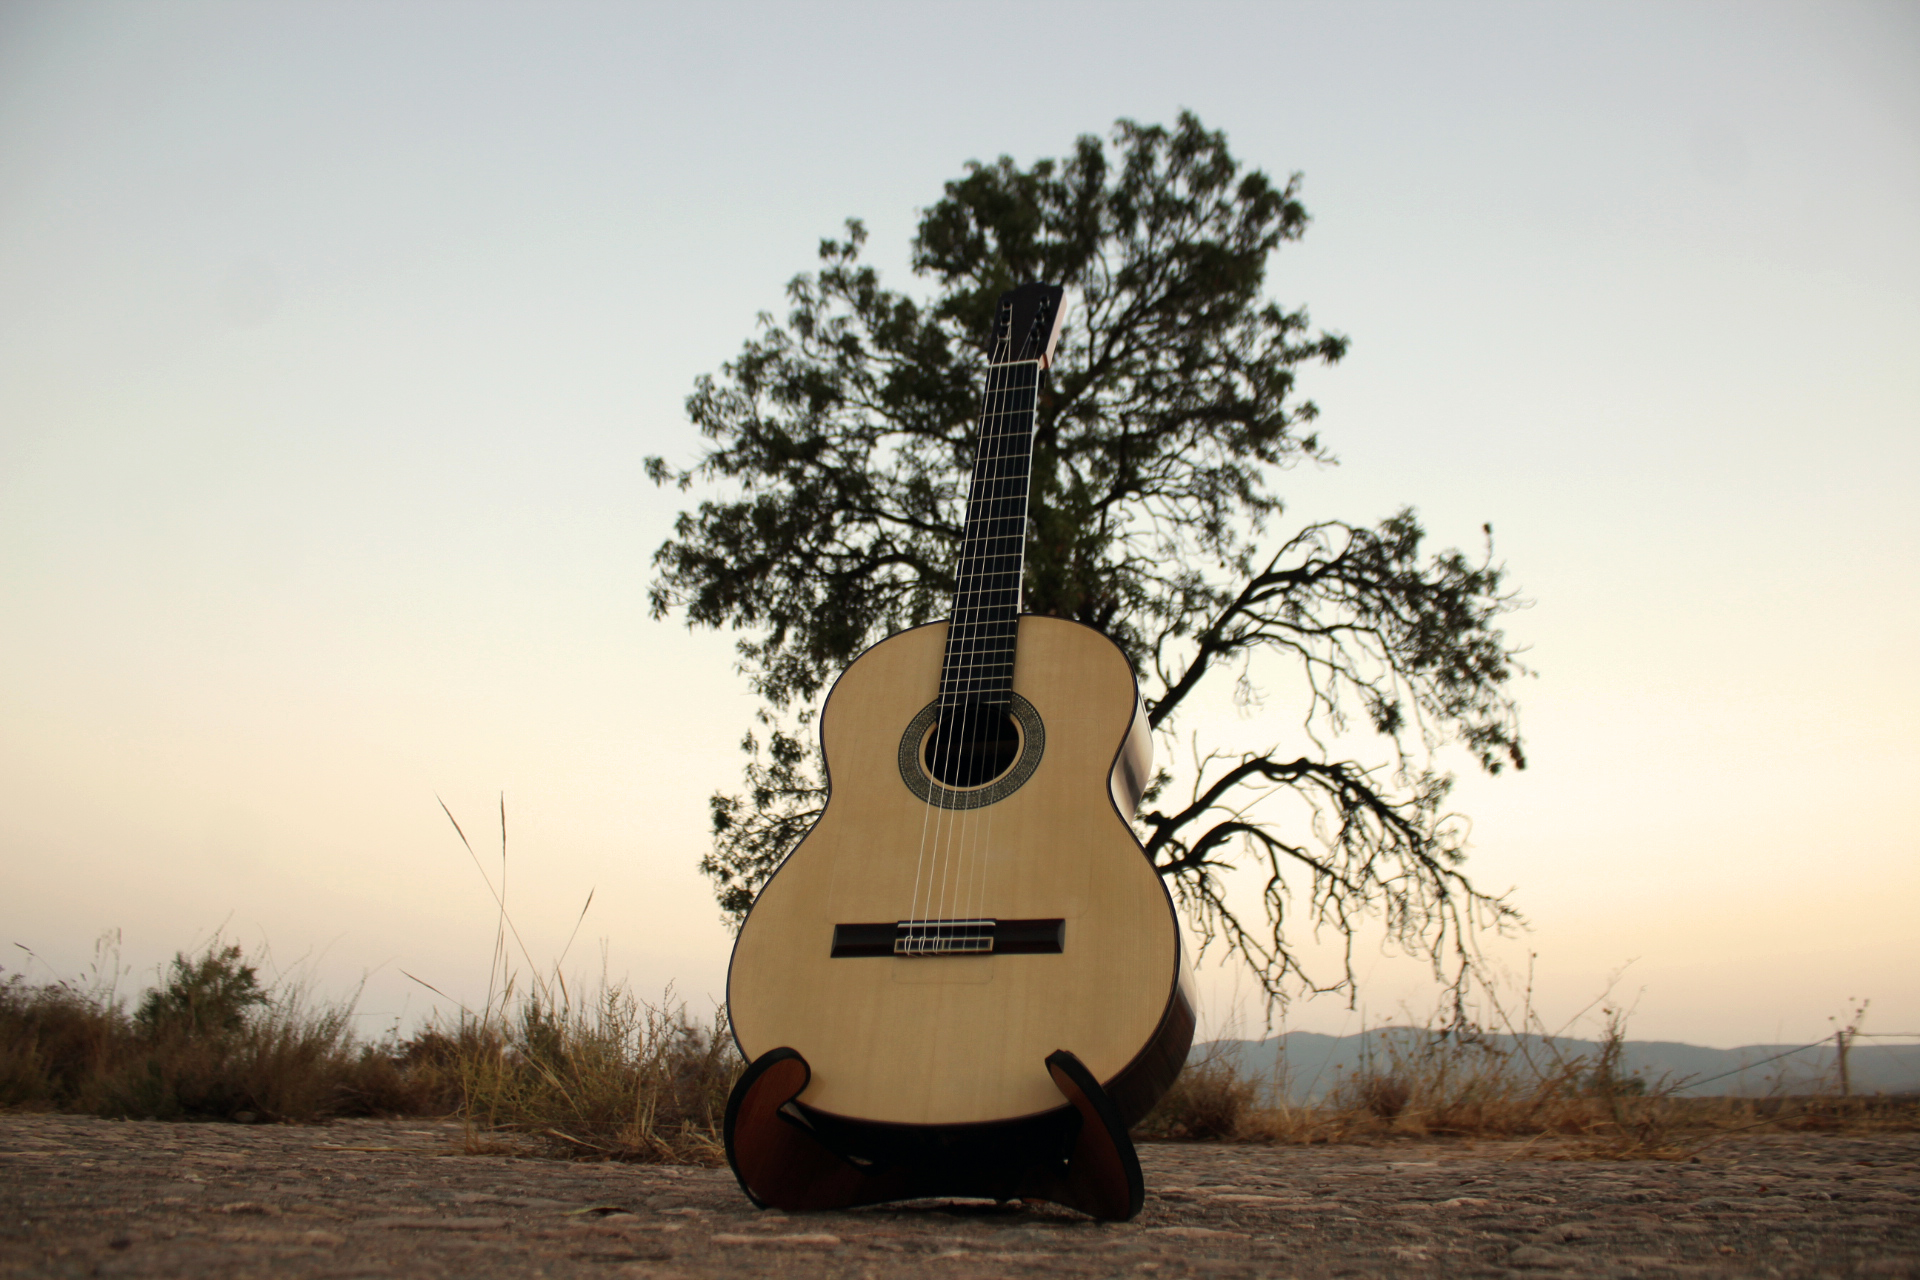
top-left (420, 799), bottom-right (740, 1161)
top-left (442, 980), bottom-right (737, 1163)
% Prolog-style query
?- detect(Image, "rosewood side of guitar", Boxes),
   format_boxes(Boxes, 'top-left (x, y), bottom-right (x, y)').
top-left (727, 614), bottom-right (1193, 1130)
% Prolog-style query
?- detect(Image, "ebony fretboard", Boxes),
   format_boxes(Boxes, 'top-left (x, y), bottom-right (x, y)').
top-left (938, 359), bottom-right (1040, 711)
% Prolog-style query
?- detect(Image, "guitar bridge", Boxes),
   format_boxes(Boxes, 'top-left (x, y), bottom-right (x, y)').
top-left (830, 918), bottom-right (1065, 958)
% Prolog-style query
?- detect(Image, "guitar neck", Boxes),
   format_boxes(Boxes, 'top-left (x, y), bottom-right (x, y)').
top-left (940, 358), bottom-right (1040, 712)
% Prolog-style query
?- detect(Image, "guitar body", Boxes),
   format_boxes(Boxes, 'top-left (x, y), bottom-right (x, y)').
top-left (727, 614), bottom-right (1193, 1132)
top-left (721, 283), bottom-right (1190, 1219)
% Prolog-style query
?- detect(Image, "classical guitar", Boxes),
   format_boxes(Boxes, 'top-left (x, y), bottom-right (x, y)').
top-left (722, 283), bottom-right (1193, 1220)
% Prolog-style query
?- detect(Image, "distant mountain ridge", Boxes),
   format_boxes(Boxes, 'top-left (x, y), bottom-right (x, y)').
top-left (1206, 1030), bottom-right (1920, 1101)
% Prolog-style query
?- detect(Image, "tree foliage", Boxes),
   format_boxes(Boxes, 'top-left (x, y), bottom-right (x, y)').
top-left (648, 113), bottom-right (1527, 1003)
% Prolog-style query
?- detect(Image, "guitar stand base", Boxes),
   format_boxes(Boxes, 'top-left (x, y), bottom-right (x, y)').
top-left (722, 1047), bottom-right (1145, 1221)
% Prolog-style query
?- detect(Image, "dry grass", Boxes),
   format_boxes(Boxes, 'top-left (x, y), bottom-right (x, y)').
top-left (415, 799), bottom-right (741, 1161)
top-left (0, 940), bottom-right (457, 1123)
top-left (440, 979), bottom-right (737, 1164)
top-left (7, 919), bottom-right (1906, 1166)
top-left (1138, 1003), bottom-right (1919, 1157)
top-left (1135, 1039), bottom-right (1262, 1140)
top-left (0, 935), bottom-right (738, 1163)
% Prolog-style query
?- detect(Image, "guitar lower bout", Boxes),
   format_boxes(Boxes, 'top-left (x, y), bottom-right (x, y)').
top-left (727, 614), bottom-right (1192, 1130)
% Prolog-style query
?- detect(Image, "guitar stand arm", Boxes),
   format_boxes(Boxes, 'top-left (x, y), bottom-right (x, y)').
top-left (722, 1046), bottom-right (1144, 1221)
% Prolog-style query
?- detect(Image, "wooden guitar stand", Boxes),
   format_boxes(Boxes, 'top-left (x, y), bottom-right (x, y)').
top-left (722, 1047), bottom-right (1145, 1221)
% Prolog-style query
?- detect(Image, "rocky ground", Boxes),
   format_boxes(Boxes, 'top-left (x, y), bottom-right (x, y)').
top-left (1, 1114), bottom-right (1915, 1278)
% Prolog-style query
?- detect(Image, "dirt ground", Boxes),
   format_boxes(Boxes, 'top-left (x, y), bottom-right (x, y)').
top-left (2, 1113), bottom-right (1915, 1279)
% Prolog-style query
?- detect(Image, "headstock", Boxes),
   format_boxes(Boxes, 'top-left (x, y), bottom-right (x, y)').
top-left (987, 283), bottom-right (1067, 369)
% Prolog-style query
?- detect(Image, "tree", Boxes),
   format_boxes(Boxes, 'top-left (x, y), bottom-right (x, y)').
top-left (647, 113), bottom-right (1527, 1006)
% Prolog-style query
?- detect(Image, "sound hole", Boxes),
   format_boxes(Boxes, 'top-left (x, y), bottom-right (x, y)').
top-left (922, 704), bottom-right (1021, 789)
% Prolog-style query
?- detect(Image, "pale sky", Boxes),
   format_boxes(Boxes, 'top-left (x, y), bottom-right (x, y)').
top-left (2, 1), bottom-right (1915, 1050)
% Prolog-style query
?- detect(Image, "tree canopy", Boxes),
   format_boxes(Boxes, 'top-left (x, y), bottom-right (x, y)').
top-left (648, 113), bottom-right (1527, 1005)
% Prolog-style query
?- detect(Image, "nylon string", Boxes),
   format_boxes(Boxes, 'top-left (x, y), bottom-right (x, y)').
top-left (906, 317), bottom-right (1038, 949)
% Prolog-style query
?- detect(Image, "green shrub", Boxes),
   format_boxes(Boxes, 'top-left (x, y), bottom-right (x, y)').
top-left (133, 944), bottom-right (267, 1039)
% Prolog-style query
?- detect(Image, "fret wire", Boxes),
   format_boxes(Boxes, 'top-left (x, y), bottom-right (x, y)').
top-left (939, 357), bottom-right (1037, 697)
